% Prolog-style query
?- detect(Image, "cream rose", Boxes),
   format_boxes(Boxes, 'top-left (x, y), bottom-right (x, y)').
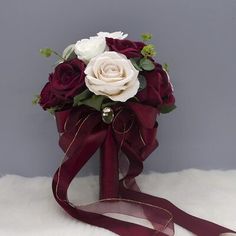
top-left (84, 51), bottom-right (140, 102)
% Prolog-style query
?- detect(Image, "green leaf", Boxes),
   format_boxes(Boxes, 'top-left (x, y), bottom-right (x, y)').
top-left (138, 75), bottom-right (147, 91)
top-left (159, 104), bottom-right (176, 114)
top-left (140, 58), bottom-right (155, 71)
top-left (141, 33), bottom-right (152, 42)
top-left (40, 48), bottom-right (53, 57)
top-left (32, 95), bottom-right (40, 105)
top-left (163, 63), bottom-right (169, 72)
top-left (46, 107), bottom-right (58, 115)
top-left (73, 89), bottom-right (93, 106)
top-left (74, 91), bottom-right (106, 111)
top-left (82, 95), bottom-right (105, 111)
top-left (130, 58), bottom-right (143, 71)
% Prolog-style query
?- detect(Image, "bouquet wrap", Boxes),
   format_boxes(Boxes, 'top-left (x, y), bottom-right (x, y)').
top-left (52, 105), bottom-right (235, 236)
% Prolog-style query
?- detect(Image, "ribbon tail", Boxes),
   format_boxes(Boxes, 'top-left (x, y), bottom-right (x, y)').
top-left (120, 184), bottom-right (236, 236)
top-left (119, 147), bottom-right (236, 236)
top-left (52, 140), bottom-right (172, 236)
top-left (100, 125), bottom-right (119, 199)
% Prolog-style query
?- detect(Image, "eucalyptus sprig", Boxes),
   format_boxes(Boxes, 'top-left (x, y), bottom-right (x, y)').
top-left (40, 48), bottom-right (65, 61)
top-left (135, 33), bottom-right (157, 71)
top-left (130, 57), bottom-right (155, 71)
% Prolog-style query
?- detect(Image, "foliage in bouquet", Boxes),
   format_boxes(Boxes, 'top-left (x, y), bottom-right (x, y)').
top-left (34, 31), bottom-right (175, 115)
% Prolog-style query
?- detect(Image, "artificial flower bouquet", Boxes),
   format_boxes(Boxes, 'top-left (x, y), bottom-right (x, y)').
top-left (34, 32), bottom-right (235, 236)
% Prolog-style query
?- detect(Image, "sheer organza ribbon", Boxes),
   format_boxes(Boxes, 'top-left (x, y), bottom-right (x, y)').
top-left (52, 103), bottom-right (235, 236)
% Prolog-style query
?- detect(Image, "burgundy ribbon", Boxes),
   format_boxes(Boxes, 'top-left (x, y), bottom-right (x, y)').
top-left (52, 103), bottom-right (235, 236)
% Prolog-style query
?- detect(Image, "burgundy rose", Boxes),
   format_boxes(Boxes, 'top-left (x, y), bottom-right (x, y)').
top-left (39, 81), bottom-right (61, 110)
top-left (136, 63), bottom-right (175, 109)
top-left (106, 37), bottom-right (145, 58)
top-left (50, 58), bottom-right (86, 100)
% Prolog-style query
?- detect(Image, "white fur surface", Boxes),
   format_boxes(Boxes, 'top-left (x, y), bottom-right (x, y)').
top-left (0, 169), bottom-right (235, 236)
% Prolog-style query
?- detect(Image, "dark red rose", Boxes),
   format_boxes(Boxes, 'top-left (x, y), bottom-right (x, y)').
top-left (39, 81), bottom-right (62, 110)
top-left (106, 37), bottom-right (145, 58)
top-left (136, 63), bottom-right (175, 109)
top-left (50, 58), bottom-right (86, 100)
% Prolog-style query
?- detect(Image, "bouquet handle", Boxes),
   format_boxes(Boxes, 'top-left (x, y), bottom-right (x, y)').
top-left (100, 125), bottom-right (119, 199)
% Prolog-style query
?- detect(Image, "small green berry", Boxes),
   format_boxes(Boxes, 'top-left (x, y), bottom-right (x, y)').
top-left (141, 33), bottom-right (153, 42)
top-left (141, 44), bottom-right (156, 58)
top-left (40, 48), bottom-right (53, 58)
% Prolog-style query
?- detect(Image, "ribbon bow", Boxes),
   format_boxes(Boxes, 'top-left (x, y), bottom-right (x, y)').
top-left (52, 102), bottom-right (235, 236)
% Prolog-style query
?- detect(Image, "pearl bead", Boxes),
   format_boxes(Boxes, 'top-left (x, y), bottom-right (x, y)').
top-left (102, 107), bottom-right (114, 124)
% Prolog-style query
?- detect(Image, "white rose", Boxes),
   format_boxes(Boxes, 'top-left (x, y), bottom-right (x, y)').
top-left (74, 36), bottom-right (106, 63)
top-left (74, 32), bottom-right (128, 63)
top-left (97, 31), bottom-right (128, 39)
top-left (84, 51), bottom-right (140, 102)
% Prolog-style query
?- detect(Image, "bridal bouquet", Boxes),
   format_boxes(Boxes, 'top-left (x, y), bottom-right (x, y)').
top-left (34, 32), bottom-right (234, 236)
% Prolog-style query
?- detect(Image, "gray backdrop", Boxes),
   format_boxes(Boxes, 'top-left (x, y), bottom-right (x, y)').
top-left (0, 0), bottom-right (235, 177)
